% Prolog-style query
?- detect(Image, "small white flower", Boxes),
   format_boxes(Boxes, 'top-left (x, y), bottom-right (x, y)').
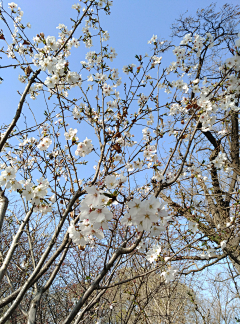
top-left (188, 220), bottom-right (198, 233)
top-left (105, 175), bottom-right (118, 189)
top-left (220, 240), bottom-right (227, 250)
top-left (8, 2), bottom-right (18, 10)
top-left (162, 267), bottom-right (178, 283)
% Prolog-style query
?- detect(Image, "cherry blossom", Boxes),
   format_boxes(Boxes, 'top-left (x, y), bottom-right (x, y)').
top-left (162, 268), bottom-right (178, 283)
top-left (37, 137), bottom-right (52, 151)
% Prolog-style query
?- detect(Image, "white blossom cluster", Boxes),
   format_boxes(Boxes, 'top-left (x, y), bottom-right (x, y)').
top-left (69, 173), bottom-right (168, 245)
top-left (212, 152), bottom-right (227, 169)
top-left (161, 267), bottom-right (178, 283)
top-left (225, 54), bottom-right (240, 71)
top-left (68, 186), bottom-right (114, 245)
top-left (64, 128), bottom-right (78, 141)
top-left (0, 168), bottom-right (52, 214)
top-left (5, 3), bottom-right (31, 59)
top-left (143, 144), bottom-right (158, 167)
top-left (113, 131), bottom-right (137, 149)
top-left (75, 137), bottom-right (93, 157)
top-left (8, 2), bottom-right (18, 10)
top-left (138, 93), bottom-right (148, 106)
top-left (200, 248), bottom-right (217, 259)
top-left (102, 83), bottom-right (112, 96)
top-left (32, 34), bottom-right (82, 90)
top-left (138, 242), bottom-right (178, 282)
top-left (0, 167), bottom-right (18, 189)
top-left (151, 55), bottom-right (162, 65)
top-left (19, 137), bottom-right (36, 147)
top-left (197, 97), bottom-right (217, 132)
top-left (180, 33), bottom-right (192, 45)
top-left (173, 46), bottom-right (186, 63)
top-left (148, 34), bottom-right (157, 44)
top-left (152, 170), bottom-right (164, 182)
top-left (188, 220), bottom-right (198, 233)
top-left (37, 137), bottom-right (52, 151)
top-left (81, 48), bottom-right (117, 68)
top-left (178, 32), bottom-right (211, 57)
top-left (104, 174), bottom-right (127, 188)
top-left (72, 103), bottom-right (87, 119)
top-left (192, 34), bottom-right (205, 56)
top-left (121, 196), bottom-right (168, 233)
top-left (169, 103), bottom-right (188, 116)
top-left (30, 26), bottom-right (119, 94)
top-left (146, 244), bottom-right (161, 263)
top-left (164, 33), bottom-right (240, 138)
top-left (68, 173), bottom-right (128, 245)
top-left (171, 80), bottom-right (189, 93)
top-left (198, 239), bottom-right (229, 260)
top-left (122, 63), bottom-right (136, 75)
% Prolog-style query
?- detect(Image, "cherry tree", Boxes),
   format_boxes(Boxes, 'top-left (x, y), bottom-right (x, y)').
top-left (0, 1), bottom-right (240, 323)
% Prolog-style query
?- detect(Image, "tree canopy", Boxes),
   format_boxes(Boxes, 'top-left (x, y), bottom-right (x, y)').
top-left (1, 1), bottom-right (240, 323)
